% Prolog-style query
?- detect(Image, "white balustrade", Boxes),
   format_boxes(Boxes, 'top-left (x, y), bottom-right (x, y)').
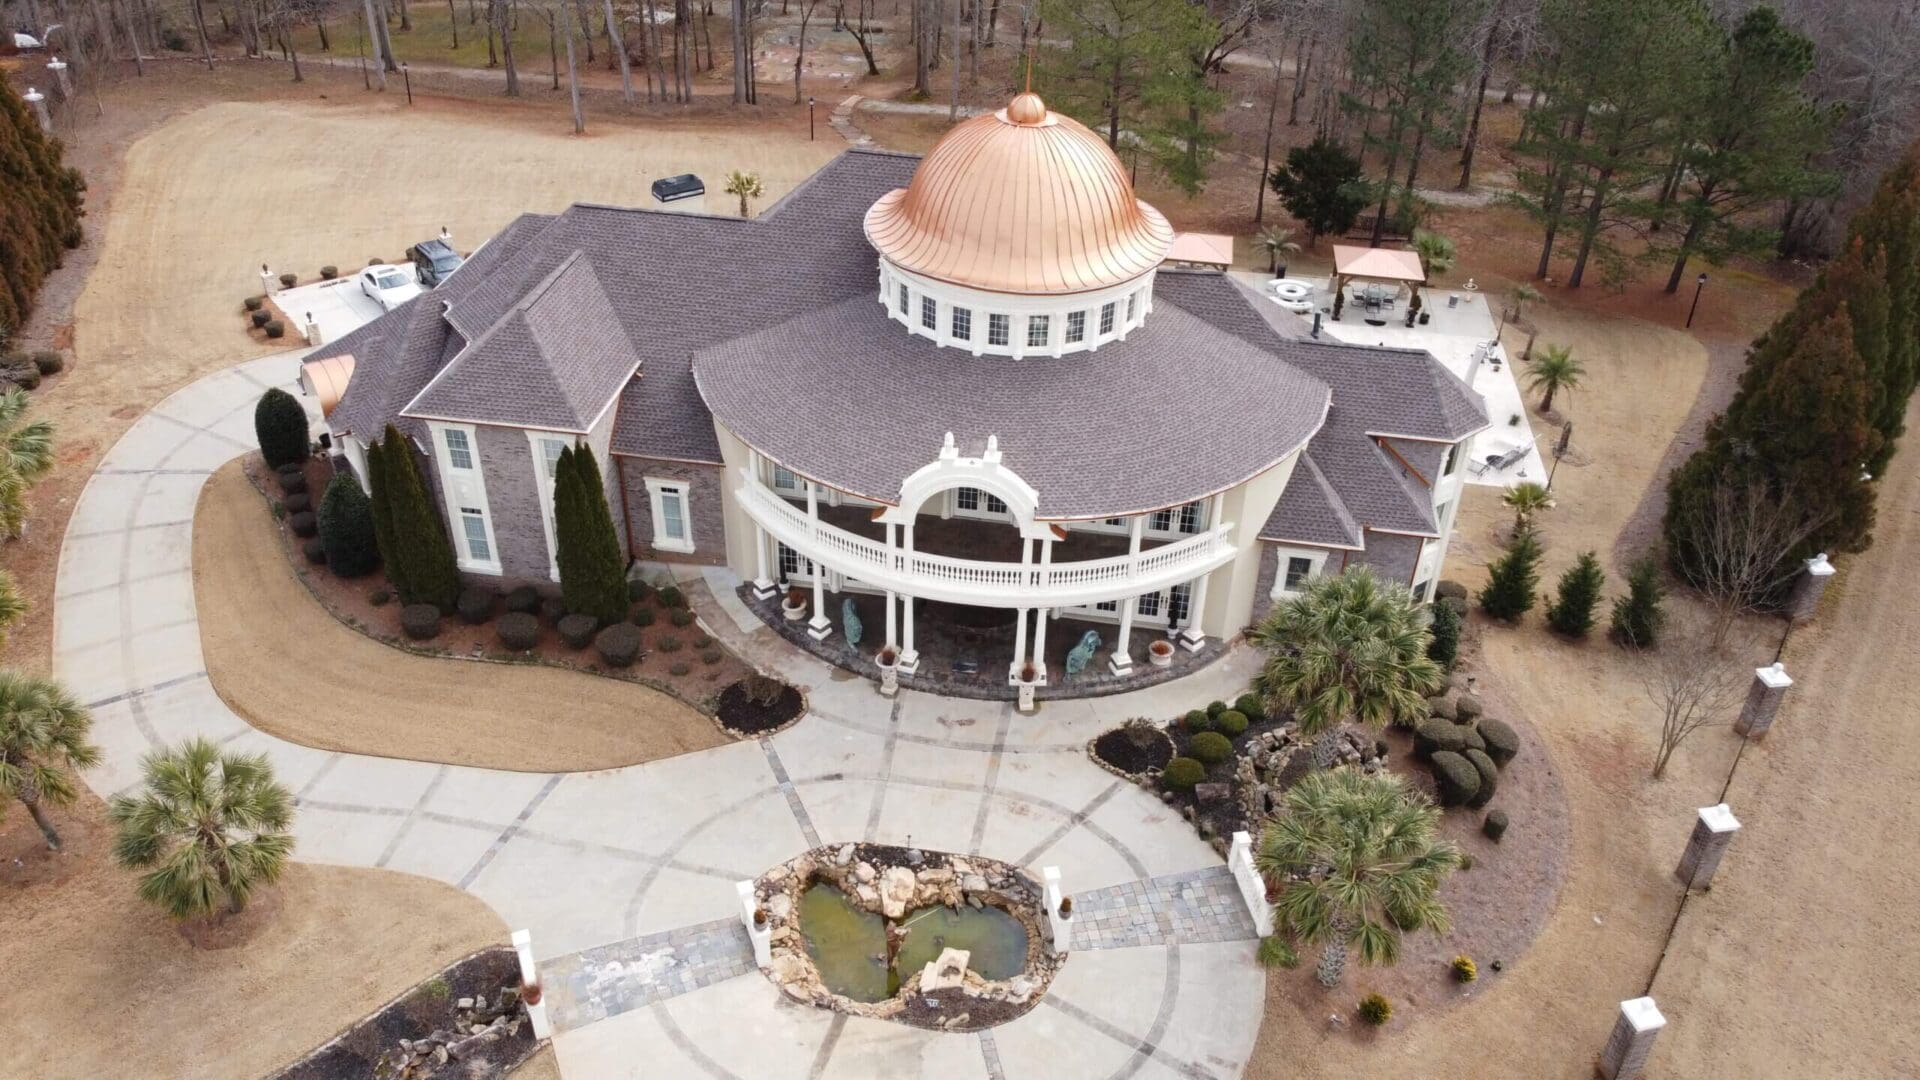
top-left (737, 471), bottom-right (1237, 609)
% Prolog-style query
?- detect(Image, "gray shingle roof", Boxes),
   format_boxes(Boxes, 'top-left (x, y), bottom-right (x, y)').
top-left (403, 252), bottom-right (638, 433)
top-left (693, 296), bottom-right (1331, 520)
top-left (1260, 452), bottom-right (1363, 548)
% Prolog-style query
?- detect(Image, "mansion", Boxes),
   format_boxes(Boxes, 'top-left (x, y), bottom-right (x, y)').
top-left (307, 91), bottom-right (1487, 689)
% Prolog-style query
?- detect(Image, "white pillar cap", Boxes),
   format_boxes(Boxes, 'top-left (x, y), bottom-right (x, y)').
top-left (1754, 662), bottom-right (1792, 689)
top-left (47, 57), bottom-right (66, 70)
top-left (1805, 552), bottom-right (1835, 577)
top-left (1620, 996), bottom-right (1666, 1033)
top-left (1698, 803), bottom-right (1740, 834)
top-left (510, 928), bottom-right (532, 948)
top-left (24, 87), bottom-right (43, 101)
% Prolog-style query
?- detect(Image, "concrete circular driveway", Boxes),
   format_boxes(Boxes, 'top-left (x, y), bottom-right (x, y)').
top-left (54, 352), bottom-right (1268, 1079)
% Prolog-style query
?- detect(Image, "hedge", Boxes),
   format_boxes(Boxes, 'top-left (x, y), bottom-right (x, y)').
top-left (1414, 719), bottom-right (1467, 758)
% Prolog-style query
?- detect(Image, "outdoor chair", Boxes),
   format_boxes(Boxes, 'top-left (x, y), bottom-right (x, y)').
top-left (1470, 440), bottom-right (1535, 478)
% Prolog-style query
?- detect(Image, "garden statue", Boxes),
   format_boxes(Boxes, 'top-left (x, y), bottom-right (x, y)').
top-left (1065, 630), bottom-right (1102, 679)
top-left (843, 598), bottom-right (863, 648)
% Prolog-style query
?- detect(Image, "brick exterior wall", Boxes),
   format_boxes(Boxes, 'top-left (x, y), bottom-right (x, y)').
top-left (1252, 543), bottom-right (1280, 626)
top-left (474, 424), bottom-right (552, 583)
top-left (619, 457), bottom-right (727, 566)
top-left (1351, 530), bottom-right (1425, 588)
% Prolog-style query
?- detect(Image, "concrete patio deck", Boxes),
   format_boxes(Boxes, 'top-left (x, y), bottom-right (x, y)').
top-left (52, 350), bottom-right (1269, 1078)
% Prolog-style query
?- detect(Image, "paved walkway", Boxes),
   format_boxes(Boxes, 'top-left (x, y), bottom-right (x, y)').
top-left (54, 353), bottom-right (1269, 1079)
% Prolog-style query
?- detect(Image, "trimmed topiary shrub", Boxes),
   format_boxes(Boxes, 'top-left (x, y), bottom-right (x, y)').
top-left (630, 606), bottom-right (656, 627)
top-left (320, 265), bottom-right (339, 280)
top-left (692, 634), bottom-right (713, 649)
top-left (1233, 693), bottom-right (1264, 722)
top-left (1455, 693), bottom-right (1483, 722)
top-left (279, 272), bottom-right (297, 288)
top-left (656, 634), bottom-right (682, 653)
top-left (282, 491), bottom-right (311, 515)
top-left (400, 603), bottom-right (441, 640)
top-left (628, 578), bottom-right (654, 602)
top-left (540, 596), bottom-right (568, 623)
top-left (1357, 994), bottom-right (1392, 1026)
top-left (277, 469), bottom-right (307, 496)
top-left (1476, 717), bottom-right (1520, 767)
top-left (657, 585), bottom-right (685, 608)
top-left (504, 586), bottom-right (540, 615)
top-left (1463, 748), bottom-right (1499, 809)
top-left (369, 588), bottom-right (392, 606)
top-left (317, 475), bottom-right (379, 577)
top-left (456, 588), bottom-right (495, 625)
top-left (264, 320), bottom-right (286, 340)
top-left (497, 611), bottom-right (541, 650)
top-left (1216, 710), bottom-right (1249, 738)
top-left (30, 350), bottom-right (62, 375)
top-left (595, 623), bottom-right (642, 667)
top-left (1415, 718), bottom-right (1468, 758)
top-left (701, 648), bottom-right (723, 664)
top-left (1460, 725), bottom-right (1487, 754)
top-left (250, 309), bottom-right (271, 328)
top-left (1189, 731), bottom-right (1233, 764)
top-left (244, 295), bottom-right (266, 312)
top-left (1430, 751), bottom-right (1481, 807)
top-left (1611, 555), bottom-right (1666, 648)
top-left (1482, 807), bottom-right (1509, 842)
top-left (1206, 700), bottom-right (1227, 718)
top-left (669, 607), bottom-right (695, 628)
top-left (557, 613), bottom-right (598, 649)
top-left (302, 537), bottom-right (327, 564)
top-left (1182, 709), bottom-right (1212, 733)
top-left (254, 388), bottom-right (310, 469)
top-left (1162, 757), bottom-right (1206, 791)
top-left (1427, 597), bottom-right (1461, 669)
top-left (668, 661), bottom-right (692, 677)
top-left (287, 510), bottom-right (317, 537)
top-left (4, 363), bottom-right (41, 390)
top-left (1426, 695), bottom-right (1457, 722)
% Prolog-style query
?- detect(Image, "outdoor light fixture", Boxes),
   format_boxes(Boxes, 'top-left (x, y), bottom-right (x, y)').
top-left (809, 97), bottom-right (817, 141)
top-left (1686, 272), bottom-right (1708, 329)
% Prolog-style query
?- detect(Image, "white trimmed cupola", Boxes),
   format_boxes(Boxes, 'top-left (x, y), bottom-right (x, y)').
top-left (861, 91), bottom-right (1175, 359)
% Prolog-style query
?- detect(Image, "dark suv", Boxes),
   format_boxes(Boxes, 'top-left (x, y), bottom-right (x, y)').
top-left (408, 238), bottom-right (465, 288)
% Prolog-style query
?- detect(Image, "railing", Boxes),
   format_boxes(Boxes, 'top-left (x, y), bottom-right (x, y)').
top-left (738, 472), bottom-right (1238, 608)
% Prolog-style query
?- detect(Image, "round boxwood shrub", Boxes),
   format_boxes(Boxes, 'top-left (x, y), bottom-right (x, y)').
top-left (400, 603), bottom-right (441, 640)
top-left (1162, 757), bottom-right (1206, 792)
top-left (250, 309), bottom-right (271, 328)
top-left (1482, 807), bottom-right (1509, 842)
top-left (630, 606), bottom-right (656, 627)
top-left (1189, 731), bottom-right (1233, 764)
top-left (628, 579), bottom-right (654, 602)
top-left (656, 634), bottom-right (682, 653)
top-left (1233, 693), bottom-right (1264, 722)
top-left (701, 649), bottom-right (723, 665)
top-left (1430, 751), bottom-right (1481, 807)
top-left (1182, 709), bottom-right (1212, 733)
top-left (264, 320), bottom-right (286, 340)
top-left (692, 634), bottom-right (713, 649)
top-left (1414, 718), bottom-right (1467, 758)
top-left (318, 474), bottom-right (378, 576)
top-left (287, 510), bottom-right (318, 537)
top-left (1215, 710), bottom-right (1249, 738)
top-left (594, 623), bottom-right (642, 667)
top-left (497, 611), bottom-right (541, 650)
top-left (5, 363), bottom-right (41, 390)
top-left (1426, 695), bottom-right (1457, 722)
top-left (504, 586), bottom-right (540, 615)
top-left (277, 469), bottom-right (307, 496)
top-left (279, 272), bottom-right (297, 288)
top-left (302, 537), bottom-right (327, 564)
top-left (1459, 725), bottom-right (1487, 754)
top-left (282, 491), bottom-right (311, 515)
top-left (1463, 748), bottom-right (1499, 808)
top-left (30, 350), bottom-right (63, 376)
top-left (369, 588), bottom-right (392, 606)
top-left (243, 295), bottom-right (265, 312)
top-left (668, 661), bottom-right (692, 677)
top-left (1357, 993), bottom-right (1392, 1026)
top-left (254, 388), bottom-right (310, 469)
top-left (557, 613), bottom-right (598, 649)
top-left (1476, 717), bottom-right (1520, 768)
top-left (456, 587), bottom-right (495, 625)
top-left (539, 596), bottom-right (568, 623)
top-left (1455, 693), bottom-right (1484, 722)
top-left (1206, 700), bottom-right (1227, 718)
top-left (657, 585), bottom-right (685, 608)
top-left (669, 607), bottom-right (695, 628)
top-left (320, 265), bottom-right (339, 280)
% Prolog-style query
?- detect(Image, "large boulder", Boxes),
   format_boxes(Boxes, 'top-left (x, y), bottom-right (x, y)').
top-left (879, 866), bottom-right (918, 919)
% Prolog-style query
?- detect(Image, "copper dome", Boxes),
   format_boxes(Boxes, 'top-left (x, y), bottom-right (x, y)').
top-left (863, 93), bottom-right (1174, 296)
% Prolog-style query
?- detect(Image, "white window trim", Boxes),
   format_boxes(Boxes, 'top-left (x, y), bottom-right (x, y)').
top-left (1270, 547), bottom-right (1331, 599)
top-left (645, 476), bottom-right (697, 554)
top-left (527, 430), bottom-right (574, 582)
top-left (429, 421), bottom-right (501, 575)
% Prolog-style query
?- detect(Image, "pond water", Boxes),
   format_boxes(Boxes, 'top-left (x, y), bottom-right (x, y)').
top-left (797, 883), bottom-right (1031, 1004)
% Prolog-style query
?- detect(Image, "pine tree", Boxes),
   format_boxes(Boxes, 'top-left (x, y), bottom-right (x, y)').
top-left (1477, 527), bottom-right (1542, 622)
top-left (1844, 145), bottom-right (1920, 473)
top-left (1426, 598), bottom-right (1461, 669)
top-left (0, 76), bottom-right (86, 335)
top-left (1270, 138), bottom-right (1369, 247)
top-left (317, 474), bottom-right (380, 577)
top-left (1545, 551), bottom-right (1605, 638)
top-left (1610, 555), bottom-right (1666, 648)
top-left (378, 426), bottom-right (459, 610)
top-left (553, 446), bottom-right (628, 625)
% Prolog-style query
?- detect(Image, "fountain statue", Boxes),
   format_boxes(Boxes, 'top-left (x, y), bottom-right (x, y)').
top-left (1064, 630), bottom-right (1101, 679)
top-left (842, 598), bottom-right (864, 648)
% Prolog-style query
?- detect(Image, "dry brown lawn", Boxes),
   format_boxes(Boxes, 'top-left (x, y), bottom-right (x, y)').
top-left (195, 459), bottom-right (727, 771)
top-left (0, 793), bottom-right (512, 1080)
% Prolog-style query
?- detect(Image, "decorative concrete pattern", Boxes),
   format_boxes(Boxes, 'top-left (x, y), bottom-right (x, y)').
top-left (55, 355), bottom-right (1269, 1079)
top-left (1069, 867), bottom-right (1261, 950)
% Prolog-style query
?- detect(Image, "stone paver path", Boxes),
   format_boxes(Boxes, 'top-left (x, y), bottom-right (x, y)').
top-left (55, 352), bottom-right (1269, 1078)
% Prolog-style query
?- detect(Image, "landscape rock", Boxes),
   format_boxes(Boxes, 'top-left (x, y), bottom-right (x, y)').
top-left (880, 866), bottom-right (918, 919)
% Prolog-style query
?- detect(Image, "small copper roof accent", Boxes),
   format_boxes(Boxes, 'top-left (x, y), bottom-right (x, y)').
top-left (863, 93), bottom-right (1174, 295)
top-left (300, 353), bottom-right (356, 419)
top-left (1165, 232), bottom-right (1235, 269)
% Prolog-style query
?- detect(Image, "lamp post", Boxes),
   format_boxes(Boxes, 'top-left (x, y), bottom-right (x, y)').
top-left (808, 96), bottom-right (816, 141)
top-left (1685, 272), bottom-right (1708, 329)
top-left (402, 63), bottom-right (413, 105)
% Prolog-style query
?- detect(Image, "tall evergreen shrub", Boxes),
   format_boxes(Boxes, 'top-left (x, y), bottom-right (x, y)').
top-left (553, 446), bottom-right (628, 625)
top-left (0, 77), bottom-right (85, 334)
top-left (374, 424), bottom-right (458, 610)
top-left (1478, 527), bottom-right (1542, 622)
top-left (317, 474), bottom-right (379, 577)
top-left (1545, 551), bottom-right (1605, 638)
top-left (253, 389), bottom-right (309, 469)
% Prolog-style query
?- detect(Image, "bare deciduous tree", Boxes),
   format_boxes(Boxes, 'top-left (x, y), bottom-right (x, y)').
top-left (1640, 628), bottom-right (1744, 780)
top-left (1672, 475), bottom-right (1831, 646)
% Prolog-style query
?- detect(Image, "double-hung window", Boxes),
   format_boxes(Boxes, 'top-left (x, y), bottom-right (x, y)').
top-left (921, 295), bottom-right (938, 330)
top-left (771, 465), bottom-right (799, 493)
top-left (955, 487), bottom-right (1007, 515)
top-left (1126, 292), bottom-right (1138, 322)
top-left (1065, 310), bottom-right (1086, 344)
top-left (645, 477), bottom-right (695, 554)
top-left (1176, 502), bottom-right (1202, 534)
top-left (988, 313), bottom-right (1010, 346)
top-left (1026, 315), bottom-right (1051, 348)
top-left (444, 428), bottom-right (474, 470)
top-left (898, 283), bottom-right (910, 315)
top-left (1100, 302), bottom-right (1117, 335)
top-left (1284, 556), bottom-right (1315, 592)
top-left (951, 307), bottom-right (972, 341)
top-left (459, 507), bottom-right (491, 561)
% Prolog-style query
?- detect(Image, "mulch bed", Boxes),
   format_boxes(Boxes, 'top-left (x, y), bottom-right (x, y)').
top-left (715, 679), bottom-right (806, 736)
top-left (245, 454), bottom-right (752, 713)
top-left (1091, 724), bottom-right (1174, 776)
top-left (272, 946), bottom-right (537, 1080)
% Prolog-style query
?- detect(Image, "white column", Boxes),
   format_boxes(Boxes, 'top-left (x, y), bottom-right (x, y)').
top-left (1011, 607), bottom-right (1030, 683)
top-left (1598, 997), bottom-right (1666, 1080)
top-left (883, 521), bottom-right (899, 648)
top-left (1734, 663), bottom-right (1792, 739)
top-left (898, 524), bottom-right (919, 673)
top-left (510, 929), bottom-right (553, 1041)
top-left (806, 481), bottom-right (832, 640)
top-left (1110, 516), bottom-right (1146, 675)
top-left (1179, 569), bottom-right (1212, 651)
top-left (1676, 803), bottom-right (1741, 890)
top-left (1032, 608), bottom-right (1051, 683)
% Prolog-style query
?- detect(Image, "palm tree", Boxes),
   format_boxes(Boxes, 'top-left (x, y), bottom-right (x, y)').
top-left (0, 569), bottom-right (26, 648)
top-left (1257, 226), bottom-right (1301, 276)
top-left (1502, 480), bottom-right (1555, 528)
top-left (0, 388), bottom-right (56, 539)
top-left (1509, 282), bottom-right (1543, 324)
top-left (1255, 767), bottom-right (1459, 987)
top-left (723, 170), bottom-right (764, 219)
top-left (109, 738), bottom-right (295, 919)
top-left (1525, 345), bottom-right (1585, 413)
top-left (0, 671), bottom-right (99, 851)
top-left (1252, 567), bottom-right (1445, 768)
top-left (1410, 229), bottom-right (1456, 281)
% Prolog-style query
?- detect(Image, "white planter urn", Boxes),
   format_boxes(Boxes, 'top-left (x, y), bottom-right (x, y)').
top-left (1015, 665), bottom-right (1040, 714)
top-left (780, 593), bottom-right (807, 623)
top-left (876, 650), bottom-right (900, 697)
top-left (1148, 641), bottom-right (1174, 668)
